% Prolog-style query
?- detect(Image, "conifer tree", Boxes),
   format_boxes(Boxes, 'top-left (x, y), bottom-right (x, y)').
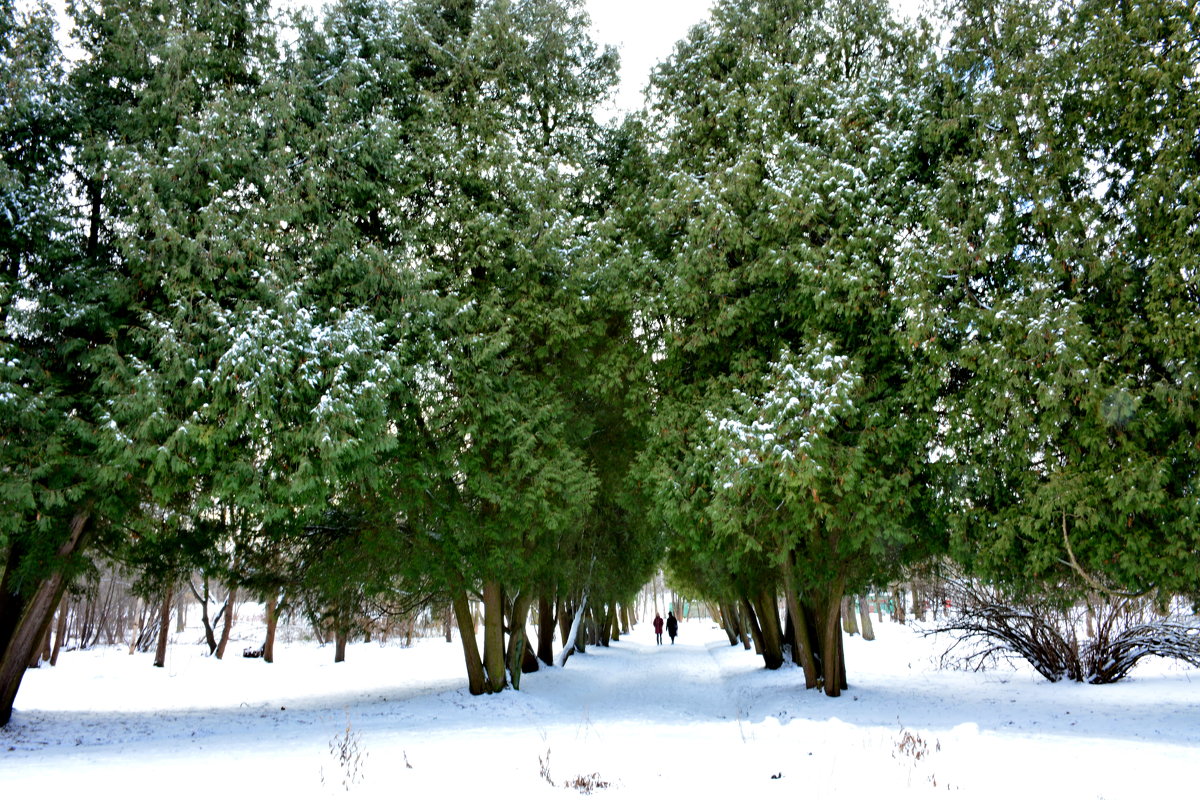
top-left (639, 0), bottom-right (941, 694)
top-left (390, 0), bottom-right (617, 692)
top-left (915, 0), bottom-right (1200, 601)
top-left (0, 0), bottom-right (128, 725)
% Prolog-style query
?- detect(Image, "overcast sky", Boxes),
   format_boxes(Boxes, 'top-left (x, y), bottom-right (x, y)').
top-left (583, 0), bottom-right (715, 117)
top-left (584, 0), bottom-right (927, 117)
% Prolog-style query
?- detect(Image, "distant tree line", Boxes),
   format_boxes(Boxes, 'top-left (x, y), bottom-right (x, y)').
top-left (2, 0), bottom-right (1196, 722)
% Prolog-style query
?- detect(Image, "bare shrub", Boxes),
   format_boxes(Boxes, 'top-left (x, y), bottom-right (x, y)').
top-left (893, 726), bottom-right (933, 763)
top-left (930, 577), bottom-right (1200, 683)
top-left (322, 715), bottom-right (367, 791)
top-left (565, 773), bottom-right (611, 795)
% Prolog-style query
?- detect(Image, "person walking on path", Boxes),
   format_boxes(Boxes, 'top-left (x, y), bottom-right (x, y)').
top-left (653, 613), bottom-right (664, 645)
top-left (666, 611), bottom-right (679, 645)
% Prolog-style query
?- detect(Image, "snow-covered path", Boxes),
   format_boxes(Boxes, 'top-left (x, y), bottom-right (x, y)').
top-left (2, 616), bottom-right (1199, 798)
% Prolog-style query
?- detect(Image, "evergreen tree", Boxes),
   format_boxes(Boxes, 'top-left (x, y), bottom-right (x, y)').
top-left (639, 0), bottom-right (941, 694)
top-left (391, 0), bottom-right (618, 693)
top-left (917, 0), bottom-right (1200, 602)
top-left (0, 0), bottom-right (127, 726)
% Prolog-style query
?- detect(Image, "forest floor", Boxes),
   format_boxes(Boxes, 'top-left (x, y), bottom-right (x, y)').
top-left (2, 611), bottom-right (1197, 798)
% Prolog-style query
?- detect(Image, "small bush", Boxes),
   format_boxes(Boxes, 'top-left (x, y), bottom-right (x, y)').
top-left (929, 578), bottom-right (1200, 683)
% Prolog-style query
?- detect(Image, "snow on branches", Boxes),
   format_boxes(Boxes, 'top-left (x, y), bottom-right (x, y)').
top-left (708, 338), bottom-right (862, 491)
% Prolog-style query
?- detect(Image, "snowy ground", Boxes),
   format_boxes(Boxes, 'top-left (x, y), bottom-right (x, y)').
top-left (3, 614), bottom-right (1197, 798)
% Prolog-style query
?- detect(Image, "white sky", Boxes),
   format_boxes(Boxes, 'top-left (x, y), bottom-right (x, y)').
top-left (584, 0), bottom-right (928, 117)
top-left (583, 0), bottom-right (716, 117)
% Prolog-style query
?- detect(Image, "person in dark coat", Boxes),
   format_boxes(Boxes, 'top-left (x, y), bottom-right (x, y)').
top-left (653, 613), bottom-right (664, 645)
top-left (666, 611), bottom-right (679, 644)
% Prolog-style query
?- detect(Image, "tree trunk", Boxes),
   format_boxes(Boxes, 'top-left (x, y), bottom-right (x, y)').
top-left (482, 581), bottom-right (506, 693)
top-left (0, 510), bottom-right (92, 726)
top-left (597, 604), bottom-right (612, 647)
top-left (739, 596), bottom-right (765, 656)
top-left (452, 588), bottom-right (487, 695)
top-left (619, 603), bottom-right (632, 635)
top-left (736, 605), bottom-right (752, 650)
top-left (263, 594), bottom-right (278, 663)
top-left (214, 585), bottom-right (237, 660)
top-left (842, 596), bottom-right (859, 636)
top-left (558, 596), bottom-right (573, 646)
top-left (49, 598), bottom-right (69, 667)
top-left (818, 582), bottom-right (847, 697)
top-left (555, 594), bottom-right (588, 667)
top-left (192, 579), bottom-right (219, 654)
top-left (30, 623), bottom-right (52, 668)
top-left (858, 595), bottom-right (875, 641)
top-left (755, 588), bottom-right (785, 670)
top-left (718, 602), bottom-right (739, 646)
top-left (334, 626), bottom-right (348, 663)
top-left (537, 595), bottom-right (556, 666)
top-left (175, 588), bottom-right (188, 633)
top-left (153, 587), bottom-right (173, 668)
top-left (506, 592), bottom-right (535, 689)
top-left (781, 554), bottom-right (819, 688)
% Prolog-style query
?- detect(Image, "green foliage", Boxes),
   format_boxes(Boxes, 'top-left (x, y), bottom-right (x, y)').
top-left (4, 0), bottom-right (1197, 708)
top-left (639, 0), bottom-right (943, 607)
top-left (918, 0), bottom-right (1200, 599)
top-left (0, 0), bottom-right (126, 590)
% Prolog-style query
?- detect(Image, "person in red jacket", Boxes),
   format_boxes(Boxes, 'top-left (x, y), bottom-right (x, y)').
top-left (653, 613), bottom-right (664, 645)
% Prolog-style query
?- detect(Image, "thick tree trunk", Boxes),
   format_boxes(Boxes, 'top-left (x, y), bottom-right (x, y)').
top-left (858, 595), bottom-right (875, 641)
top-left (452, 588), bottom-right (487, 695)
top-left (482, 581), bottom-right (506, 693)
top-left (755, 588), bottom-right (785, 670)
top-left (214, 585), bottom-right (237, 660)
top-left (153, 587), bottom-right (173, 668)
top-left (263, 594), bottom-right (278, 663)
top-left (537, 595), bottom-right (556, 666)
top-left (609, 605), bottom-right (621, 642)
top-left (0, 510), bottom-right (91, 726)
top-left (619, 603), bottom-right (632, 635)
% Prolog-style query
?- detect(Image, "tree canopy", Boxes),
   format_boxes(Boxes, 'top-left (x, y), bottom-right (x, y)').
top-left (2, 0), bottom-right (1197, 721)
